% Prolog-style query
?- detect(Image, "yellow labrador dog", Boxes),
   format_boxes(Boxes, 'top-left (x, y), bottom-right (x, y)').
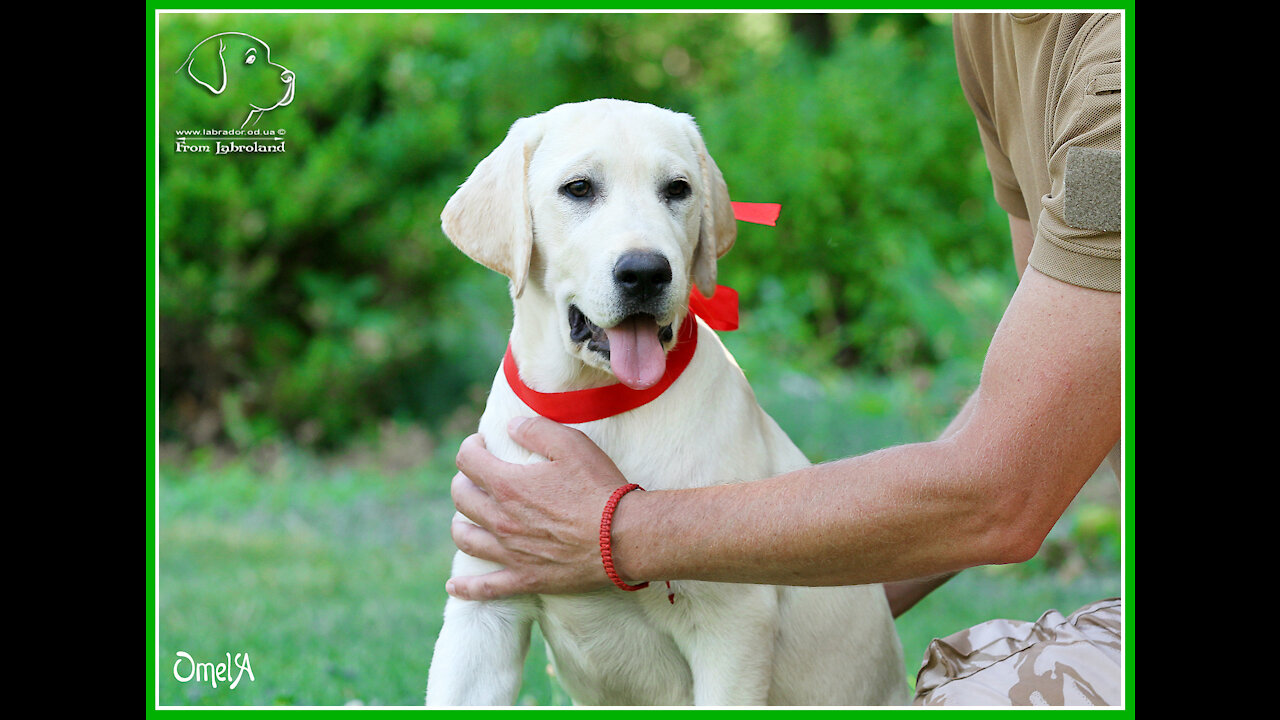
top-left (426, 99), bottom-right (907, 706)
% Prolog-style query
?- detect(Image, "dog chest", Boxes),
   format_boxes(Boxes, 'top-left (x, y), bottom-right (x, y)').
top-left (535, 581), bottom-right (779, 706)
top-left (535, 591), bottom-right (690, 705)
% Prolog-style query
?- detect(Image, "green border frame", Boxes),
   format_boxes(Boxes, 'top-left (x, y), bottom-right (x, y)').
top-left (146, 4), bottom-right (1135, 716)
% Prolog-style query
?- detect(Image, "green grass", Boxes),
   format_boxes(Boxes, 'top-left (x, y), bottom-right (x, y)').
top-left (157, 447), bottom-right (456, 706)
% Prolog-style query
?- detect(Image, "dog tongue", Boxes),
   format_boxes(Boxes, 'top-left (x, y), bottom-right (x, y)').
top-left (605, 316), bottom-right (666, 390)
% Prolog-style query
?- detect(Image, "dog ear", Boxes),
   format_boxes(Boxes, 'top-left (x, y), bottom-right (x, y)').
top-left (441, 115), bottom-right (543, 298)
top-left (684, 119), bottom-right (737, 299)
top-left (183, 36), bottom-right (229, 95)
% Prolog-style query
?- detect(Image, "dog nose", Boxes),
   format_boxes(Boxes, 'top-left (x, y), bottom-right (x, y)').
top-left (614, 251), bottom-right (672, 303)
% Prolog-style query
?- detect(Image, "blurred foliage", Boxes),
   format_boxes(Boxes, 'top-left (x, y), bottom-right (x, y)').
top-left (157, 12), bottom-right (1013, 450)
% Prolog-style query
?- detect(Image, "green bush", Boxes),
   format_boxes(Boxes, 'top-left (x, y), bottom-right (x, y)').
top-left (157, 13), bottom-right (1012, 450)
top-left (691, 24), bottom-right (1012, 373)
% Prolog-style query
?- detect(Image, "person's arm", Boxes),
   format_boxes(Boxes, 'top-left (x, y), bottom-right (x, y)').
top-left (879, 393), bottom-right (974, 617)
top-left (448, 265), bottom-right (1119, 600)
top-left (881, 212), bottom-right (1034, 618)
top-left (1008, 214), bottom-right (1033, 279)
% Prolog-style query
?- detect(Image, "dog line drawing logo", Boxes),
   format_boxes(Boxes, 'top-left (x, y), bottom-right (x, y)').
top-left (177, 32), bottom-right (295, 129)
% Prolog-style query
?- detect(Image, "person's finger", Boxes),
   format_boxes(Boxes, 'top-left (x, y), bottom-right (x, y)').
top-left (451, 518), bottom-right (508, 564)
top-left (507, 416), bottom-right (592, 461)
top-left (446, 568), bottom-right (528, 601)
top-left (450, 471), bottom-right (499, 528)
top-left (454, 432), bottom-right (523, 495)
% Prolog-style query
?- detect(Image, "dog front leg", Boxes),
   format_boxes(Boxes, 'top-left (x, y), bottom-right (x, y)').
top-left (675, 585), bottom-right (779, 706)
top-left (425, 591), bottom-right (536, 706)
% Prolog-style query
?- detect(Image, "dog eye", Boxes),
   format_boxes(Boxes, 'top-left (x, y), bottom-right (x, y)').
top-left (665, 179), bottom-right (691, 200)
top-left (563, 179), bottom-right (593, 199)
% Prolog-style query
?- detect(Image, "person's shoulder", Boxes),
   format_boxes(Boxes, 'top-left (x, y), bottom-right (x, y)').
top-left (1065, 14), bottom-right (1122, 79)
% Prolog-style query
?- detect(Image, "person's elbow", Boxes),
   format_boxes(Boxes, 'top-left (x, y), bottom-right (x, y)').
top-left (972, 462), bottom-right (1084, 567)
top-left (988, 509), bottom-right (1056, 566)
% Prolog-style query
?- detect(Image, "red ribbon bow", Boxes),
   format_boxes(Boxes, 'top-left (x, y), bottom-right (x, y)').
top-left (688, 285), bottom-right (738, 331)
top-left (730, 201), bottom-right (782, 227)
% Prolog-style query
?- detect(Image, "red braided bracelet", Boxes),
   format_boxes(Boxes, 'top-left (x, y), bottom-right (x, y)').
top-left (600, 483), bottom-right (649, 592)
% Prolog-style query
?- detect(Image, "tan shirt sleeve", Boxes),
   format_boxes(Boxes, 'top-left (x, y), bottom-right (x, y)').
top-left (1030, 14), bottom-right (1122, 292)
top-left (954, 13), bottom-right (1123, 292)
top-left (953, 18), bottom-right (1031, 221)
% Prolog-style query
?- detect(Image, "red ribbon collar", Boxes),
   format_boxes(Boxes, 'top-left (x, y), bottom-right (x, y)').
top-left (501, 202), bottom-right (777, 424)
top-left (504, 286), bottom-right (737, 424)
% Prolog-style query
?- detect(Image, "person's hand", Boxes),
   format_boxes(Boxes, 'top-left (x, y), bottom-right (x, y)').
top-left (446, 416), bottom-right (630, 601)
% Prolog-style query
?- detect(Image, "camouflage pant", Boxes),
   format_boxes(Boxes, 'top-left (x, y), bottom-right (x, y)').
top-left (913, 597), bottom-right (1123, 706)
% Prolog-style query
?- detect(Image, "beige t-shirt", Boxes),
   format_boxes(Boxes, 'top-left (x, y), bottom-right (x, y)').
top-left (953, 13), bottom-right (1123, 292)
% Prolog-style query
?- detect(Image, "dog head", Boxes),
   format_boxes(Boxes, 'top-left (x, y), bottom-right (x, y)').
top-left (177, 32), bottom-right (295, 128)
top-left (442, 99), bottom-right (737, 390)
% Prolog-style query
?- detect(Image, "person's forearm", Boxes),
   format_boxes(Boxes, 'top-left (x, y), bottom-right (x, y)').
top-left (876, 392), bottom-right (972, 614)
top-left (610, 438), bottom-right (1010, 587)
